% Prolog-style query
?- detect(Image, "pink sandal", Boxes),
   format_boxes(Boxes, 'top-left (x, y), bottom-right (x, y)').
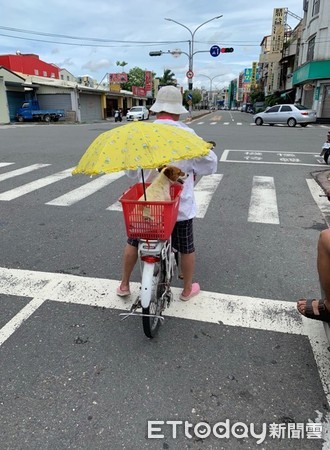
top-left (116, 286), bottom-right (131, 297)
top-left (180, 283), bottom-right (200, 302)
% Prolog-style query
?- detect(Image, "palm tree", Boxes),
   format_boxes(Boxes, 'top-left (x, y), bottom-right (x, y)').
top-left (158, 69), bottom-right (177, 86)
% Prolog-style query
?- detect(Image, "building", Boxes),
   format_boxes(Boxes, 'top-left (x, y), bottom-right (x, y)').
top-left (0, 53), bottom-right (59, 79)
top-left (292, 0), bottom-right (330, 121)
top-left (0, 53), bottom-right (150, 124)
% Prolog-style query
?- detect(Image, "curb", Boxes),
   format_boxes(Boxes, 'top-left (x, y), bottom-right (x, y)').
top-left (310, 168), bottom-right (330, 192)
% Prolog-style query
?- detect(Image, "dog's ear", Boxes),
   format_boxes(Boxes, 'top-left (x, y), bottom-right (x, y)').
top-left (157, 165), bottom-right (167, 173)
top-left (163, 166), bottom-right (174, 179)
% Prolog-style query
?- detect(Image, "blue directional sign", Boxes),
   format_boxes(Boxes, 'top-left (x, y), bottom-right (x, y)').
top-left (187, 93), bottom-right (193, 100)
top-left (210, 45), bottom-right (221, 57)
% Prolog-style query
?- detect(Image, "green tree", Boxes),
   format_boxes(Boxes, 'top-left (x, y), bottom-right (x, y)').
top-left (249, 87), bottom-right (265, 104)
top-left (121, 67), bottom-right (146, 91)
top-left (183, 89), bottom-right (202, 107)
top-left (116, 61), bottom-right (128, 69)
top-left (158, 69), bottom-right (177, 86)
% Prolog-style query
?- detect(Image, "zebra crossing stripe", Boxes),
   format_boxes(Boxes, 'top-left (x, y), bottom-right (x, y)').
top-left (107, 174), bottom-right (224, 215)
top-left (0, 163), bottom-right (14, 168)
top-left (248, 176), bottom-right (279, 224)
top-left (194, 174), bottom-right (223, 218)
top-left (0, 164), bottom-right (50, 182)
top-left (46, 172), bottom-right (124, 206)
top-left (107, 200), bottom-right (122, 211)
top-left (0, 168), bottom-right (74, 201)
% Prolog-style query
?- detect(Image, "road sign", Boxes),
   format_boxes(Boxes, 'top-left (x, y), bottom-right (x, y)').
top-left (171, 48), bottom-right (182, 58)
top-left (187, 93), bottom-right (193, 100)
top-left (186, 70), bottom-right (194, 79)
top-left (210, 45), bottom-right (221, 57)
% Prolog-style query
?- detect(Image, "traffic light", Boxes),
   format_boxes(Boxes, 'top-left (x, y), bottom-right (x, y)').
top-left (221, 47), bottom-right (234, 53)
top-left (149, 51), bottom-right (163, 56)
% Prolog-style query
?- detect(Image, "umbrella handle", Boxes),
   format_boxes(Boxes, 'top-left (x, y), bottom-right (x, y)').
top-left (141, 169), bottom-right (147, 200)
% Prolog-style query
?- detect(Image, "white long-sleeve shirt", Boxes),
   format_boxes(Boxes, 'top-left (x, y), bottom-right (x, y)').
top-left (125, 118), bottom-right (218, 221)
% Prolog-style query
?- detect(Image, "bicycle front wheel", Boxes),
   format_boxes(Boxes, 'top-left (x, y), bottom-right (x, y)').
top-left (142, 259), bottom-right (166, 338)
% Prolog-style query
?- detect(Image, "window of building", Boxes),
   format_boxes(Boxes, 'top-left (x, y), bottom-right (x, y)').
top-left (61, 75), bottom-right (64, 80)
top-left (50, 73), bottom-right (55, 78)
top-left (34, 69), bottom-right (39, 75)
top-left (67, 76), bottom-right (70, 81)
top-left (312, 0), bottom-right (320, 15)
top-left (43, 71), bottom-right (47, 77)
top-left (306, 35), bottom-right (316, 62)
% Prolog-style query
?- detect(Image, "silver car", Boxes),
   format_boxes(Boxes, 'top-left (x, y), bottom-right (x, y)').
top-left (253, 104), bottom-right (317, 127)
top-left (126, 106), bottom-right (149, 121)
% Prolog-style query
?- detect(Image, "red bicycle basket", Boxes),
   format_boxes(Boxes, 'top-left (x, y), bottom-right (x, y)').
top-left (119, 182), bottom-right (183, 240)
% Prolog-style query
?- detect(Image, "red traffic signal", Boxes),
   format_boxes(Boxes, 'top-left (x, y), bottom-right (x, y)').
top-left (220, 47), bottom-right (234, 53)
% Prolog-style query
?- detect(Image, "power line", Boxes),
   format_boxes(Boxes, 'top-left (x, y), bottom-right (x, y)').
top-left (0, 25), bottom-right (187, 45)
top-left (0, 33), bottom-right (187, 48)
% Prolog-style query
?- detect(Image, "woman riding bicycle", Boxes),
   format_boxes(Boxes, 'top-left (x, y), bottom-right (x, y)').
top-left (117, 86), bottom-right (217, 302)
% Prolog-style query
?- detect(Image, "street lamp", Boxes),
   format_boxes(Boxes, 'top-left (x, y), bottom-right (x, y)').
top-left (198, 74), bottom-right (225, 108)
top-left (164, 15), bottom-right (223, 115)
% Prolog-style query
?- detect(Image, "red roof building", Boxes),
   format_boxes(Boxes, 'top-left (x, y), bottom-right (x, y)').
top-left (0, 53), bottom-right (59, 78)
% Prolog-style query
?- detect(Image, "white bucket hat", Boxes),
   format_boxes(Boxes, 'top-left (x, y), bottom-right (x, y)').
top-left (150, 86), bottom-right (188, 114)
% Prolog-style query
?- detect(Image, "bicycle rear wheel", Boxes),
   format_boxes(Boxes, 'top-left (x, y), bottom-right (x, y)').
top-left (142, 259), bottom-right (166, 338)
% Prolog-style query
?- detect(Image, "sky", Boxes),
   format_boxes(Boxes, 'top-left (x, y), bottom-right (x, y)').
top-left (1, 1), bottom-right (304, 91)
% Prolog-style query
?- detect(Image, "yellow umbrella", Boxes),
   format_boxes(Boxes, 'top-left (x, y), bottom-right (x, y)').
top-left (72, 121), bottom-right (213, 175)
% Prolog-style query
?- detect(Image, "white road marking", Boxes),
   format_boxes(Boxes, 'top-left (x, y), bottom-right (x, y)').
top-left (248, 176), bottom-right (279, 224)
top-left (220, 149), bottom-right (322, 167)
top-left (107, 174), bottom-right (223, 215)
top-left (194, 174), bottom-right (223, 218)
top-left (197, 122), bottom-right (204, 125)
top-left (307, 178), bottom-right (330, 227)
top-left (46, 172), bottom-right (124, 206)
top-left (0, 168), bottom-right (74, 201)
top-left (210, 122), bottom-right (217, 125)
top-left (107, 200), bottom-right (122, 211)
top-left (0, 297), bottom-right (45, 347)
top-left (223, 122), bottom-right (229, 125)
top-left (0, 265), bottom-right (329, 404)
top-left (0, 163), bottom-right (15, 168)
top-left (237, 123), bottom-right (242, 125)
top-left (0, 164), bottom-right (50, 182)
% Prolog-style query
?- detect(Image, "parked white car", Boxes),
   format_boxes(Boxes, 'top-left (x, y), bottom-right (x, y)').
top-left (253, 104), bottom-right (317, 127)
top-left (126, 106), bottom-right (149, 121)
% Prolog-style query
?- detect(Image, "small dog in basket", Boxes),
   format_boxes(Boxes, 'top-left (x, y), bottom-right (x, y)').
top-left (138, 165), bottom-right (187, 220)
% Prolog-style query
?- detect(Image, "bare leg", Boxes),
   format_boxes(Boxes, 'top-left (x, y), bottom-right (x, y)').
top-left (297, 229), bottom-right (330, 315)
top-left (119, 243), bottom-right (138, 292)
top-left (180, 252), bottom-right (195, 297)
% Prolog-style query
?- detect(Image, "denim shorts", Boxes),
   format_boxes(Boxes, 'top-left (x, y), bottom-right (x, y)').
top-left (127, 219), bottom-right (195, 254)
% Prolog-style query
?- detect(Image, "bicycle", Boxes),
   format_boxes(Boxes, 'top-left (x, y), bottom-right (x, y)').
top-left (118, 182), bottom-right (183, 338)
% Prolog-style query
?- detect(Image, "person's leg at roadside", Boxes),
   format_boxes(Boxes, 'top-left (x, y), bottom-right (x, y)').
top-left (117, 240), bottom-right (138, 296)
top-left (297, 229), bottom-right (330, 319)
top-left (181, 251), bottom-right (197, 297)
top-left (172, 219), bottom-right (200, 301)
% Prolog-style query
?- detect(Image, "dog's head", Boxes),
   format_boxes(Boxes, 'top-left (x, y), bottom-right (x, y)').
top-left (160, 165), bottom-right (188, 184)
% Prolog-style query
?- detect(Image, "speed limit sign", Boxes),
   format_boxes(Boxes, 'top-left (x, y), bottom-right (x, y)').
top-left (186, 70), bottom-right (194, 79)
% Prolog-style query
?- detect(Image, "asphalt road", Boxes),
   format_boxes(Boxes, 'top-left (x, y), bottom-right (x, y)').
top-left (0, 112), bottom-right (330, 449)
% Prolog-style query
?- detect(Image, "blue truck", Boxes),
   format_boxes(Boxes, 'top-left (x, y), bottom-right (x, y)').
top-left (16, 100), bottom-right (65, 123)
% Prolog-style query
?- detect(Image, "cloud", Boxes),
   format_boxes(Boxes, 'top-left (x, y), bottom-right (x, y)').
top-left (81, 59), bottom-right (111, 73)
